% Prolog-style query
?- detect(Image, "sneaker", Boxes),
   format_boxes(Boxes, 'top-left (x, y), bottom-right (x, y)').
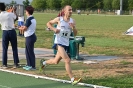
top-left (0, 65), bottom-right (8, 69)
top-left (23, 66), bottom-right (29, 70)
top-left (72, 78), bottom-right (82, 85)
top-left (25, 66), bottom-right (36, 71)
top-left (39, 59), bottom-right (45, 73)
top-left (12, 64), bottom-right (19, 69)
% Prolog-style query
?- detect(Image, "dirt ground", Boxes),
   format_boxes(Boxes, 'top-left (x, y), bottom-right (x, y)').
top-left (72, 57), bottom-right (133, 79)
top-left (37, 57), bottom-right (133, 79)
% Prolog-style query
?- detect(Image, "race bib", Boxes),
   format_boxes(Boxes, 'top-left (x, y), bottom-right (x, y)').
top-left (59, 30), bottom-right (71, 38)
top-left (59, 26), bottom-right (71, 39)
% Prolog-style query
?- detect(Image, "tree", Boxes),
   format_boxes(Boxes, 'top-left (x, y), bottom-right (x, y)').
top-left (23, 0), bottom-right (30, 8)
top-left (123, 0), bottom-right (128, 10)
top-left (128, 0), bottom-right (133, 10)
top-left (61, 0), bottom-right (73, 7)
top-left (71, 0), bottom-right (82, 10)
top-left (31, 0), bottom-right (46, 10)
top-left (103, 0), bottom-right (112, 10)
top-left (112, 0), bottom-right (119, 10)
top-left (96, 0), bottom-right (103, 9)
top-left (81, 0), bottom-right (90, 10)
top-left (46, 0), bottom-right (61, 9)
top-left (10, 0), bottom-right (17, 5)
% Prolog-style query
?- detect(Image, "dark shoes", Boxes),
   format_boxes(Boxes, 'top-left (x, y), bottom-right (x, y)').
top-left (0, 65), bottom-right (8, 69)
top-left (12, 64), bottom-right (19, 69)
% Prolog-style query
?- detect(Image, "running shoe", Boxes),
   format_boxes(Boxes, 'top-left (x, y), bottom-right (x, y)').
top-left (72, 78), bottom-right (82, 85)
top-left (39, 59), bottom-right (45, 73)
top-left (23, 65), bottom-right (29, 70)
top-left (25, 66), bottom-right (36, 71)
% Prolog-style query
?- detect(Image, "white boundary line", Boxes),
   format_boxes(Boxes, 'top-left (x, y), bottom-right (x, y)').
top-left (0, 69), bottom-right (111, 88)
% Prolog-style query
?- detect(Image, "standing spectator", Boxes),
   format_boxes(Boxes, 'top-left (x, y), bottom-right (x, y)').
top-left (18, 15), bottom-right (25, 36)
top-left (18, 6), bottom-right (37, 70)
top-left (40, 5), bottom-right (81, 85)
top-left (98, 9), bottom-right (100, 14)
top-left (77, 9), bottom-right (81, 15)
top-left (0, 3), bottom-right (19, 68)
top-left (7, 5), bottom-right (18, 28)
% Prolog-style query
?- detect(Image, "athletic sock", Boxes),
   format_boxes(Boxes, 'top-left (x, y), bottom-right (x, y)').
top-left (43, 61), bottom-right (46, 66)
top-left (71, 77), bottom-right (75, 82)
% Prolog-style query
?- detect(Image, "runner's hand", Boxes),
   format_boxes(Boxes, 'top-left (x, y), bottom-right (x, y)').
top-left (69, 23), bottom-right (75, 30)
top-left (54, 29), bottom-right (60, 34)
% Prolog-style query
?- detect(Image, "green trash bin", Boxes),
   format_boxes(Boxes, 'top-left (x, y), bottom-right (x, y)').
top-left (53, 34), bottom-right (57, 55)
top-left (69, 36), bottom-right (85, 60)
top-left (69, 38), bottom-right (77, 59)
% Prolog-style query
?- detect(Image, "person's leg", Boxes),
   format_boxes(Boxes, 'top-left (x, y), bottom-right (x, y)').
top-left (41, 45), bottom-right (81, 85)
top-left (2, 31), bottom-right (9, 66)
top-left (57, 45), bottom-right (81, 85)
top-left (25, 34), bottom-right (36, 68)
top-left (9, 30), bottom-right (19, 65)
top-left (57, 45), bottom-right (73, 79)
top-left (45, 51), bottom-right (62, 65)
top-left (40, 50), bottom-right (62, 73)
top-left (25, 42), bottom-right (31, 66)
top-left (18, 21), bottom-right (22, 36)
top-left (21, 22), bottom-right (24, 36)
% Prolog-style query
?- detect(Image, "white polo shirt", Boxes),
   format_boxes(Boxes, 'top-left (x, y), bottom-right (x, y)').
top-left (24, 15), bottom-right (36, 37)
top-left (0, 11), bottom-right (16, 30)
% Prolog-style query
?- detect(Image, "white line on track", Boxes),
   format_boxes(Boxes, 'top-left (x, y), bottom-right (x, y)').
top-left (0, 69), bottom-right (110, 88)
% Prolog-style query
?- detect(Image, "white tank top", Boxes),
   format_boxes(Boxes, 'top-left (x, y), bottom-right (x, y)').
top-left (54, 17), bottom-right (73, 46)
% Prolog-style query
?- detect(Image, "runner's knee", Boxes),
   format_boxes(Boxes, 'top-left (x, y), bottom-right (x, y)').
top-left (64, 58), bottom-right (71, 63)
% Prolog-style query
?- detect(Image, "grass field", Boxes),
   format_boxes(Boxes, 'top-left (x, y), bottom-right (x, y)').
top-left (1, 13), bottom-right (133, 87)
top-left (15, 13), bottom-right (133, 56)
top-left (1, 13), bottom-right (133, 56)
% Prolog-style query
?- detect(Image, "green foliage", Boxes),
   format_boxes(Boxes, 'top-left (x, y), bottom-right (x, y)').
top-left (61, 0), bottom-right (73, 7)
top-left (29, 0), bottom-right (133, 11)
top-left (23, 0), bottom-right (30, 8)
top-left (128, 0), bottom-right (133, 10)
top-left (31, 0), bottom-right (46, 10)
top-left (46, 0), bottom-right (61, 9)
top-left (112, 0), bottom-right (119, 10)
top-left (71, 0), bottom-right (82, 10)
top-left (103, 0), bottom-right (112, 10)
top-left (10, 0), bottom-right (17, 5)
top-left (96, 1), bottom-right (102, 9)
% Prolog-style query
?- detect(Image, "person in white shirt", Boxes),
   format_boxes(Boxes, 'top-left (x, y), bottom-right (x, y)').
top-left (40, 5), bottom-right (81, 85)
top-left (0, 3), bottom-right (19, 69)
top-left (77, 10), bottom-right (81, 15)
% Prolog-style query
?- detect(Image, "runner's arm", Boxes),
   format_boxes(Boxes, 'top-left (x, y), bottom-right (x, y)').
top-left (47, 17), bottom-right (60, 33)
top-left (70, 19), bottom-right (77, 36)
